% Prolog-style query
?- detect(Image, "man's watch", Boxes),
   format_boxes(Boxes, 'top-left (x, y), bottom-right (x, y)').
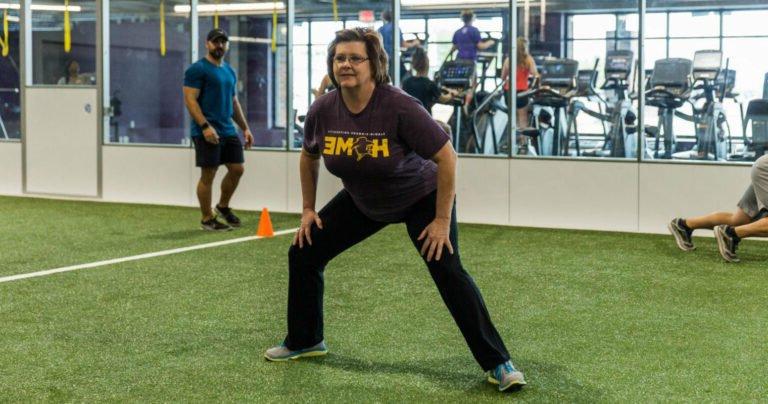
top-left (200, 122), bottom-right (210, 130)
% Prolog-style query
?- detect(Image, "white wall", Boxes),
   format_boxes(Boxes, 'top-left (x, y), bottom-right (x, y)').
top-left (102, 146), bottom-right (196, 206)
top-left (4, 145), bottom-right (757, 235)
top-left (508, 158), bottom-right (640, 232)
top-left (638, 162), bottom-right (752, 234)
top-left (25, 88), bottom-right (99, 197)
top-left (0, 142), bottom-right (22, 195)
top-left (100, 147), bottom-right (344, 213)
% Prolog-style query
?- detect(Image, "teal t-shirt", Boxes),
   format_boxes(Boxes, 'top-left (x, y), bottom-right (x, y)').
top-left (184, 58), bottom-right (238, 137)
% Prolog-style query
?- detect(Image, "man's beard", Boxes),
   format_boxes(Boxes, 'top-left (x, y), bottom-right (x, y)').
top-left (209, 48), bottom-right (225, 60)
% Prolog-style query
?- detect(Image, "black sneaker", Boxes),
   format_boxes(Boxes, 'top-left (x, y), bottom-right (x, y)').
top-left (215, 205), bottom-right (241, 228)
top-left (714, 225), bottom-right (740, 263)
top-left (201, 217), bottom-right (232, 232)
top-left (668, 218), bottom-right (695, 251)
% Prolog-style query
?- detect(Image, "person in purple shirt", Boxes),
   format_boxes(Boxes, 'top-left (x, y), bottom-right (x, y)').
top-left (451, 9), bottom-right (495, 108)
top-left (451, 9), bottom-right (495, 62)
top-left (264, 27), bottom-right (526, 392)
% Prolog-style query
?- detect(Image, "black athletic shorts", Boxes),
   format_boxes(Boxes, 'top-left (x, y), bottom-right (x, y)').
top-left (193, 136), bottom-right (245, 167)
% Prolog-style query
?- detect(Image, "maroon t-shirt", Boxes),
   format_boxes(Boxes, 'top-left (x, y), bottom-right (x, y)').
top-left (303, 84), bottom-right (450, 222)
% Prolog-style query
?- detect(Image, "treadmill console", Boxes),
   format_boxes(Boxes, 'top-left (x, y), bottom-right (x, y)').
top-left (605, 50), bottom-right (633, 81)
top-left (540, 59), bottom-right (579, 91)
top-left (715, 68), bottom-right (736, 96)
top-left (651, 58), bottom-right (693, 93)
top-left (437, 60), bottom-right (476, 89)
top-left (692, 50), bottom-right (722, 81)
top-left (576, 70), bottom-right (598, 95)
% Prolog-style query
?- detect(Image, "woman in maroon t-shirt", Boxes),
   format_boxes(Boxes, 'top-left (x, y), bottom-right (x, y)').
top-left (264, 27), bottom-right (526, 392)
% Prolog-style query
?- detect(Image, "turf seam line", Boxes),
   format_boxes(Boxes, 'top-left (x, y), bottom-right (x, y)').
top-left (0, 228), bottom-right (299, 284)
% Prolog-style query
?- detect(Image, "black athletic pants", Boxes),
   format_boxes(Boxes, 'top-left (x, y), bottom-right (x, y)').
top-left (284, 189), bottom-right (510, 371)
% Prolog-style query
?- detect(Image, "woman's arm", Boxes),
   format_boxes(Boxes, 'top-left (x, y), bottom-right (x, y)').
top-left (418, 142), bottom-right (457, 262)
top-left (528, 55), bottom-right (539, 77)
top-left (433, 142), bottom-right (457, 221)
top-left (501, 57), bottom-right (510, 82)
top-left (294, 151), bottom-right (324, 247)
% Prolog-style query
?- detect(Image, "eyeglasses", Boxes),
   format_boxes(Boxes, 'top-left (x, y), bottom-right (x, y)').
top-left (333, 54), bottom-right (369, 65)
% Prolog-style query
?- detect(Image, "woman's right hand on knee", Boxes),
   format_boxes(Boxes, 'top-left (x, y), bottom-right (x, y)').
top-left (293, 208), bottom-right (324, 248)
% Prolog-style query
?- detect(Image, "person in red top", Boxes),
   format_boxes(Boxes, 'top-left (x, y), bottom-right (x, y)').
top-left (501, 37), bottom-right (539, 152)
top-left (264, 27), bottom-right (526, 392)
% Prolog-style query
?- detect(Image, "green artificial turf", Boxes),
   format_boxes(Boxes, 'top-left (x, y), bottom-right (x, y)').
top-left (0, 196), bottom-right (766, 402)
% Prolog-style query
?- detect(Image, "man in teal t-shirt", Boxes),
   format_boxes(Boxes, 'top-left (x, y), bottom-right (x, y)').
top-left (183, 28), bottom-right (254, 231)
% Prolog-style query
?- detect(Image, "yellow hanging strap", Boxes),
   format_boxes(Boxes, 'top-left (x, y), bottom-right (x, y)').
top-left (64, 0), bottom-right (71, 53)
top-left (1, 10), bottom-right (9, 57)
top-left (332, 0), bottom-right (338, 22)
top-left (214, 0), bottom-right (219, 29)
top-left (271, 3), bottom-right (277, 53)
top-left (160, 0), bottom-right (166, 56)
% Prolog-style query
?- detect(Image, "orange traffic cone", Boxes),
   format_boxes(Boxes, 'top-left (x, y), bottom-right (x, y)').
top-left (256, 207), bottom-right (274, 237)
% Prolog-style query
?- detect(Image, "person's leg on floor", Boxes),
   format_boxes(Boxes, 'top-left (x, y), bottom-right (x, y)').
top-left (403, 192), bottom-right (511, 371)
top-left (283, 191), bottom-right (387, 351)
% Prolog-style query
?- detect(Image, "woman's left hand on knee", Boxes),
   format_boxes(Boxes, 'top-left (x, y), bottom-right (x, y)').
top-left (418, 217), bottom-right (454, 262)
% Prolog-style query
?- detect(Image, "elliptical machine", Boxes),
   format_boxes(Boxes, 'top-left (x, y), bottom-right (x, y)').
top-left (644, 58), bottom-right (693, 159)
top-left (470, 79), bottom-right (509, 155)
top-left (522, 58), bottom-right (579, 156)
top-left (435, 58), bottom-right (476, 150)
top-left (675, 50), bottom-right (730, 160)
top-left (570, 50), bottom-right (637, 158)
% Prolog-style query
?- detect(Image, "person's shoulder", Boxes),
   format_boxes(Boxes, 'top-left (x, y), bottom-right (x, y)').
top-left (379, 84), bottom-right (411, 99)
top-left (185, 59), bottom-right (206, 73)
top-left (308, 90), bottom-right (338, 116)
top-left (379, 84), bottom-right (421, 108)
top-left (224, 62), bottom-right (237, 76)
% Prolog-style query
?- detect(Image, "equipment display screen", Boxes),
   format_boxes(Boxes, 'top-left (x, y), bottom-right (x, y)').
top-left (651, 59), bottom-right (693, 86)
top-left (693, 50), bottom-right (722, 70)
top-left (607, 57), bottom-right (630, 71)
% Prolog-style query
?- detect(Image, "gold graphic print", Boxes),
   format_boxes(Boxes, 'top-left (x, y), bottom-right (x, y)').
top-left (352, 137), bottom-right (373, 161)
top-left (323, 136), bottom-right (389, 161)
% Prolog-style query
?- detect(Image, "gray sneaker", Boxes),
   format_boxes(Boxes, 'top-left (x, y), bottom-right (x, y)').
top-left (668, 218), bottom-right (695, 251)
top-left (487, 360), bottom-right (526, 391)
top-left (215, 205), bottom-right (241, 228)
top-left (714, 225), bottom-right (740, 263)
top-left (264, 341), bottom-right (328, 362)
top-left (201, 217), bottom-right (232, 232)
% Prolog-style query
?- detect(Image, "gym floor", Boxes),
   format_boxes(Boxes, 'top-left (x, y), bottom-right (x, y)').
top-left (1, 196), bottom-right (766, 401)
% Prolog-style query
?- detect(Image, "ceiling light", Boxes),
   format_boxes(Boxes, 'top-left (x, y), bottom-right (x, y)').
top-left (0, 3), bottom-right (82, 11)
top-left (174, 2), bottom-right (285, 14)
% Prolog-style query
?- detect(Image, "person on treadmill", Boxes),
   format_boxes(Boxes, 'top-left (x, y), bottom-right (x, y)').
top-left (401, 46), bottom-right (458, 116)
top-left (378, 10), bottom-right (420, 80)
top-left (501, 37), bottom-right (539, 153)
top-left (450, 9), bottom-right (495, 108)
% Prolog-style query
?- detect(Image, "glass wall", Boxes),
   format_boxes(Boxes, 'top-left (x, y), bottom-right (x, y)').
top-left (194, 1), bottom-right (287, 148)
top-left (291, 0), bottom-right (385, 150)
top-left (0, 1), bottom-right (21, 139)
top-left (397, 6), bottom-right (506, 155)
top-left (10, 0), bottom-right (767, 163)
top-left (640, 4), bottom-right (768, 162)
top-left (511, 1), bottom-right (641, 160)
top-left (107, 0), bottom-right (190, 145)
top-left (32, 0), bottom-right (96, 85)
